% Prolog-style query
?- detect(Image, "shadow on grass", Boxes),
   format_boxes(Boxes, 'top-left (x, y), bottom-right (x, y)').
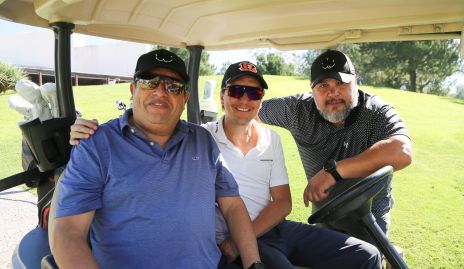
top-left (440, 96), bottom-right (464, 105)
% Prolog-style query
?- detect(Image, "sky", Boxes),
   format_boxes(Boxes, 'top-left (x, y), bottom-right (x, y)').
top-left (0, 19), bottom-right (304, 70)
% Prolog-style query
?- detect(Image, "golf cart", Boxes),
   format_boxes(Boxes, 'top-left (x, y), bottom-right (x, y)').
top-left (0, 1), bottom-right (463, 268)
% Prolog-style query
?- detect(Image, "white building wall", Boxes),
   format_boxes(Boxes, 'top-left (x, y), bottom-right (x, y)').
top-left (0, 31), bottom-right (55, 68)
top-left (0, 30), bottom-right (150, 77)
top-left (72, 42), bottom-right (149, 76)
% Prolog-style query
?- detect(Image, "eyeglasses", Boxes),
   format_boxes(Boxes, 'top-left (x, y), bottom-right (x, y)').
top-left (135, 75), bottom-right (188, 95)
top-left (225, 85), bottom-right (265, 101)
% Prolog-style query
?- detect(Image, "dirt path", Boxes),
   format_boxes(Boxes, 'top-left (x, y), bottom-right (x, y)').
top-left (0, 187), bottom-right (38, 269)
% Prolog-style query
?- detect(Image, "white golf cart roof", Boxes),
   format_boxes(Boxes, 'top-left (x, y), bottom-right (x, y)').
top-left (0, 0), bottom-right (463, 51)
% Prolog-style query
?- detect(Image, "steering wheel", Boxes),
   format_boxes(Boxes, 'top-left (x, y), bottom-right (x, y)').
top-left (308, 166), bottom-right (409, 269)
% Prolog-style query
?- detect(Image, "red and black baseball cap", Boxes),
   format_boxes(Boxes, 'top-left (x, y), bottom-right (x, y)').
top-left (134, 49), bottom-right (189, 82)
top-left (221, 61), bottom-right (268, 89)
top-left (311, 50), bottom-right (356, 88)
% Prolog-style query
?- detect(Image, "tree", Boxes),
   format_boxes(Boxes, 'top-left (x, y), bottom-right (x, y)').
top-left (299, 41), bottom-right (462, 95)
top-left (0, 60), bottom-right (25, 93)
top-left (297, 49), bottom-right (323, 77)
top-left (336, 40), bottom-right (461, 93)
top-left (151, 45), bottom-right (215, 76)
top-left (256, 52), bottom-right (295, 76)
top-left (218, 61), bottom-right (232, 75)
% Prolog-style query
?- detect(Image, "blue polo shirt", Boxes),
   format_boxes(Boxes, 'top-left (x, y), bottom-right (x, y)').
top-left (56, 109), bottom-right (239, 269)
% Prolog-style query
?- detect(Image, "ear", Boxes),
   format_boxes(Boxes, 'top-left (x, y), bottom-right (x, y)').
top-left (353, 75), bottom-right (358, 86)
top-left (220, 91), bottom-right (225, 106)
top-left (183, 92), bottom-right (190, 106)
top-left (130, 83), bottom-right (135, 95)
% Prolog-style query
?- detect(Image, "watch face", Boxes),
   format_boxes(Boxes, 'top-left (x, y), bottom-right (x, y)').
top-left (324, 160), bottom-right (336, 171)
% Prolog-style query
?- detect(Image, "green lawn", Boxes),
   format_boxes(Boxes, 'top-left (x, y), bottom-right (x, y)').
top-left (1, 76), bottom-right (463, 268)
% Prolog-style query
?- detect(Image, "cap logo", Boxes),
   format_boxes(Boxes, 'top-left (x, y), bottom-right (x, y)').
top-left (238, 62), bottom-right (257, 73)
top-left (155, 53), bottom-right (173, 63)
top-left (321, 57), bottom-right (336, 70)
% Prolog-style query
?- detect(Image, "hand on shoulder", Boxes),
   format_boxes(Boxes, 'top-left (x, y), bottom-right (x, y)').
top-left (69, 118), bottom-right (99, 146)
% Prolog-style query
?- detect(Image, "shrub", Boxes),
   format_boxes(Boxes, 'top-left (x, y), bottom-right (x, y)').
top-left (0, 60), bottom-right (26, 93)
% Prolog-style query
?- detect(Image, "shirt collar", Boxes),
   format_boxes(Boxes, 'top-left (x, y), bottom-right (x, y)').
top-left (213, 115), bottom-right (267, 151)
top-left (118, 108), bottom-right (192, 137)
top-left (213, 116), bottom-right (230, 146)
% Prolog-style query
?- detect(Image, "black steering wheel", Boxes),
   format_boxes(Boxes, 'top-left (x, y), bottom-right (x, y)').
top-left (308, 166), bottom-right (409, 269)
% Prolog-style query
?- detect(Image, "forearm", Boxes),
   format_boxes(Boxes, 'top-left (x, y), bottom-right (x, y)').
top-left (52, 228), bottom-right (99, 269)
top-left (222, 198), bottom-right (260, 268)
top-left (338, 135), bottom-right (412, 179)
top-left (252, 199), bottom-right (291, 238)
top-left (51, 212), bottom-right (98, 269)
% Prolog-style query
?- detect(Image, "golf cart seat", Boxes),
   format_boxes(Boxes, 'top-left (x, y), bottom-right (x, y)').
top-left (308, 166), bottom-right (409, 269)
top-left (11, 170), bottom-right (64, 269)
top-left (11, 227), bottom-right (51, 269)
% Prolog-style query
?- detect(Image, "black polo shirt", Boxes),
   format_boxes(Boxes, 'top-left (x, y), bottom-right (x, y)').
top-left (259, 89), bottom-right (410, 218)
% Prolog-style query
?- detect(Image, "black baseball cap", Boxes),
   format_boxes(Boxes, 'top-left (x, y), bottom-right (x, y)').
top-left (221, 61), bottom-right (268, 89)
top-left (134, 49), bottom-right (189, 82)
top-left (311, 50), bottom-right (356, 88)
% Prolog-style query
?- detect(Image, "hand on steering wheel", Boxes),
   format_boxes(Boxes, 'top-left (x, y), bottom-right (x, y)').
top-left (303, 169), bottom-right (336, 206)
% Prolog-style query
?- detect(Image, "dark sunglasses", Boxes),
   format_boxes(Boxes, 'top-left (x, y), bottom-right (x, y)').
top-left (225, 85), bottom-right (265, 101)
top-left (135, 74), bottom-right (188, 95)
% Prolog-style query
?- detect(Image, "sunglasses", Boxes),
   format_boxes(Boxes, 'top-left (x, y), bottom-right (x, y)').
top-left (136, 75), bottom-right (188, 95)
top-left (225, 85), bottom-right (265, 101)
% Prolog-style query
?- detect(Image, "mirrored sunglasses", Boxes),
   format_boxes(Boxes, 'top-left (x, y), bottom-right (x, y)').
top-left (136, 75), bottom-right (188, 95)
top-left (225, 85), bottom-right (265, 101)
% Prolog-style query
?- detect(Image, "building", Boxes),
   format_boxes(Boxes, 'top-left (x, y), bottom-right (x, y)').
top-left (0, 29), bottom-right (150, 85)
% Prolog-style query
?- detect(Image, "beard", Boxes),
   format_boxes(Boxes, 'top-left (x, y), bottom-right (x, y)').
top-left (315, 91), bottom-right (359, 124)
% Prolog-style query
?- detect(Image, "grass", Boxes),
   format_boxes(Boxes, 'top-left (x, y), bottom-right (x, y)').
top-left (1, 76), bottom-right (463, 268)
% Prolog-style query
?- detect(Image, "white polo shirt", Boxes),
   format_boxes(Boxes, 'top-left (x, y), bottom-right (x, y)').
top-left (203, 117), bottom-right (289, 242)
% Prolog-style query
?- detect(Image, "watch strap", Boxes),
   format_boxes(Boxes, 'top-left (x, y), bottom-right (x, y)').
top-left (324, 159), bottom-right (343, 182)
top-left (329, 167), bottom-right (343, 182)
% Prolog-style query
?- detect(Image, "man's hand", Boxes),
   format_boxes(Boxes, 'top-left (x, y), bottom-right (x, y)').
top-left (219, 237), bottom-right (239, 263)
top-left (303, 169), bottom-right (336, 205)
top-left (218, 196), bottom-right (260, 268)
top-left (70, 118), bottom-right (99, 146)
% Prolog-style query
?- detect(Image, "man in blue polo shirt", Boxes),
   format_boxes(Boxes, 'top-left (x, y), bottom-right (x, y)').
top-left (51, 49), bottom-right (264, 269)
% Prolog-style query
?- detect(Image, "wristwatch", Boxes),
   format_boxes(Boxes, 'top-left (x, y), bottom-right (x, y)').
top-left (323, 159), bottom-right (343, 182)
top-left (247, 261), bottom-right (267, 269)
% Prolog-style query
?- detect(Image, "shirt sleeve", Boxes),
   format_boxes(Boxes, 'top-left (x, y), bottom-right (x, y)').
top-left (370, 99), bottom-right (410, 143)
top-left (55, 139), bottom-right (105, 218)
top-left (269, 130), bottom-right (290, 187)
top-left (259, 95), bottom-right (301, 129)
top-left (213, 148), bottom-right (240, 199)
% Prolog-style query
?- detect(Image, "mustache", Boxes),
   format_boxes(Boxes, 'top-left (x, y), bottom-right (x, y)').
top-left (325, 99), bottom-right (346, 105)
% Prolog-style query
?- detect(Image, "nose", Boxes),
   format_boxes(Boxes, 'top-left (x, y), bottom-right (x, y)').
top-left (238, 92), bottom-right (250, 102)
top-left (151, 80), bottom-right (168, 96)
top-left (327, 84), bottom-right (341, 96)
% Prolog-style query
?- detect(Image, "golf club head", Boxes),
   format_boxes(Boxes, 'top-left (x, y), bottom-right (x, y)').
top-left (15, 80), bottom-right (43, 104)
top-left (15, 80), bottom-right (52, 121)
top-left (8, 95), bottom-right (33, 120)
top-left (40, 83), bottom-right (59, 118)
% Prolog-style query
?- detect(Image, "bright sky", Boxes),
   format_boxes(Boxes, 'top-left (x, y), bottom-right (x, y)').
top-left (0, 19), bottom-right (304, 69)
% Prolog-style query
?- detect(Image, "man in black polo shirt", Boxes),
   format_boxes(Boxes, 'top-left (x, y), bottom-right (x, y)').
top-left (258, 49), bottom-right (412, 244)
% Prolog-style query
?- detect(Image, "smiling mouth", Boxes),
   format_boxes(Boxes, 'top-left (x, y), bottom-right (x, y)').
top-left (234, 106), bottom-right (252, 112)
top-left (147, 99), bottom-right (169, 109)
